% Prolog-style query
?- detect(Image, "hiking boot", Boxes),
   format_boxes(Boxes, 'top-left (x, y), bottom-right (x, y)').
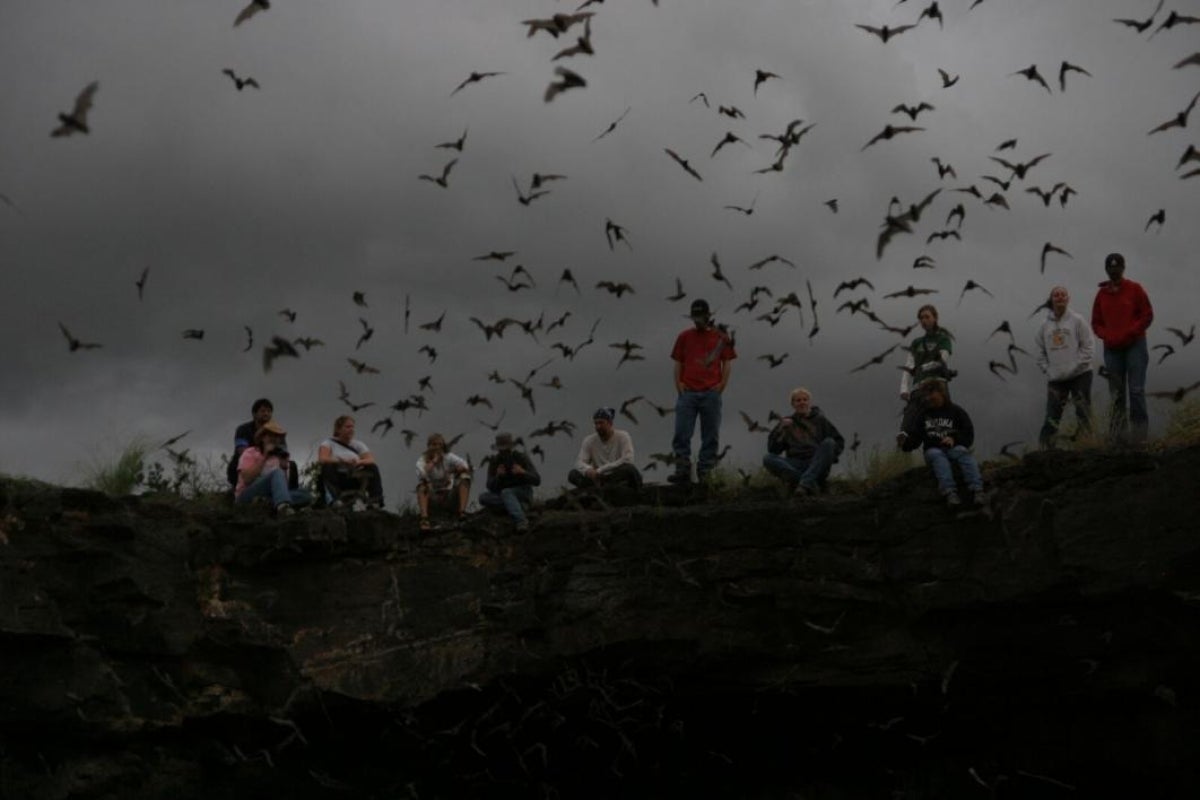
top-left (944, 492), bottom-right (962, 508)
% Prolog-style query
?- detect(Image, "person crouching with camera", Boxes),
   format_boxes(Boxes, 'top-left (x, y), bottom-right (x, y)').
top-left (478, 432), bottom-right (540, 532)
top-left (234, 420), bottom-right (312, 516)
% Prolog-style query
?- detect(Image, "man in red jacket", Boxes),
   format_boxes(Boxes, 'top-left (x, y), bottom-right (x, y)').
top-left (1091, 253), bottom-right (1154, 444)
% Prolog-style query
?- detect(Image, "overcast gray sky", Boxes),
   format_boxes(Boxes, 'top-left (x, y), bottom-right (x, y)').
top-left (1, 0), bottom-right (1197, 505)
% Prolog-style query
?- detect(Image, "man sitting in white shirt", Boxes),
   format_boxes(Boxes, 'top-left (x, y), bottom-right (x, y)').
top-left (568, 407), bottom-right (643, 489)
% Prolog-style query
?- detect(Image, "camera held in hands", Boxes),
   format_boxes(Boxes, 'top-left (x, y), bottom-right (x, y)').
top-left (269, 447), bottom-right (289, 459)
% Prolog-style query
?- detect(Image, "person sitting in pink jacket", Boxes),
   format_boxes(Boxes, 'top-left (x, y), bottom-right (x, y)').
top-left (235, 420), bottom-right (312, 515)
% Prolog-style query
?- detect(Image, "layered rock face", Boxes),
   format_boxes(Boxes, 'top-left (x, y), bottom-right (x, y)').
top-left (2, 446), bottom-right (1199, 798)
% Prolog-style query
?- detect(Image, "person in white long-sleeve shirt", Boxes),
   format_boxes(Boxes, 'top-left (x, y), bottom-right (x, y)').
top-left (1035, 285), bottom-right (1095, 448)
top-left (568, 407), bottom-right (643, 489)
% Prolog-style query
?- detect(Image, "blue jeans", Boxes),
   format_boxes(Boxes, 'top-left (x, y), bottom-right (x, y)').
top-left (923, 446), bottom-right (982, 495)
top-left (673, 390), bottom-right (723, 476)
top-left (236, 468), bottom-right (312, 509)
top-left (1103, 337), bottom-right (1149, 442)
top-left (762, 438), bottom-right (838, 489)
top-left (479, 485), bottom-right (533, 523)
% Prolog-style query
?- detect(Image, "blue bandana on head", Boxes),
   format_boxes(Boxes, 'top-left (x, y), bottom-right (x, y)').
top-left (593, 407), bottom-right (615, 422)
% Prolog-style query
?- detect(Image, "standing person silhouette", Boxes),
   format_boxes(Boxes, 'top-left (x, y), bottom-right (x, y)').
top-left (1091, 253), bottom-right (1153, 444)
top-left (668, 299), bottom-right (736, 485)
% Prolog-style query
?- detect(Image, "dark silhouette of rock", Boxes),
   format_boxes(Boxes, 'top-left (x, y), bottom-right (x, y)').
top-left (2, 445), bottom-right (1199, 797)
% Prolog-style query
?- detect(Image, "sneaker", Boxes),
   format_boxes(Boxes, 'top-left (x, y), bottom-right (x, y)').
top-left (970, 489), bottom-right (987, 507)
top-left (944, 492), bottom-right (962, 508)
top-left (514, 520), bottom-right (530, 533)
top-left (794, 482), bottom-right (814, 497)
top-left (276, 503), bottom-right (295, 517)
top-left (666, 471), bottom-right (690, 485)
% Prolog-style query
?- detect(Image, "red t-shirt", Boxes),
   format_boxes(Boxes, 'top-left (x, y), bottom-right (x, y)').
top-left (671, 327), bottom-right (737, 391)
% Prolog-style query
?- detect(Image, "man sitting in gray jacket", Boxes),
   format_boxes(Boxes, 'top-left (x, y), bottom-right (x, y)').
top-left (762, 387), bottom-right (844, 496)
top-left (1035, 285), bottom-right (1095, 448)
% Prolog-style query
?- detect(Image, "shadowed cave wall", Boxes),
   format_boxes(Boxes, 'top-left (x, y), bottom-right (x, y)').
top-left (2, 446), bottom-right (1199, 798)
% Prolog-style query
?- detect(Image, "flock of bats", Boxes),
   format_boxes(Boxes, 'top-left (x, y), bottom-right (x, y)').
top-left (24, 0), bottom-right (1200, 477)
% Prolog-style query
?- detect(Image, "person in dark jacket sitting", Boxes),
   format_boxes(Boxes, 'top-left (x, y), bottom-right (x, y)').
top-left (762, 387), bottom-right (845, 496)
top-left (897, 379), bottom-right (985, 508)
top-left (478, 432), bottom-right (541, 532)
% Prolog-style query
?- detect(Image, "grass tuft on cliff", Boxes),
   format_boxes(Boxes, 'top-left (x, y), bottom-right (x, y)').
top-left (1162, 397), bottom-right (1200, 446)
top-left (81, 438), bottom-right (151, 497)
top-left (841, 445), bottom-right (919, 489)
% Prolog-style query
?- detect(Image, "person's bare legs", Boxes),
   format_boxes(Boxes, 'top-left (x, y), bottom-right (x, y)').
top-left (416, 482), bottom-right (432, 519)
top-left (456, 478), bottom-right (471, 515)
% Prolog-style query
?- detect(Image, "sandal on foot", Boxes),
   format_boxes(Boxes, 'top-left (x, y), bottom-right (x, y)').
top-left (419, 517), bottom-right (432, 532)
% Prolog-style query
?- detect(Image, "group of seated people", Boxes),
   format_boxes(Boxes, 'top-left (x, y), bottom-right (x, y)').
top-left (761, 379), bottom-right (985, 508)
top-left (228, 398), bottom-right (384, 516)
top-left (226, 400), bottom-right (649, 529)
top-left (227, 379), bottom-right (987, 526)
top-left (414, 407), bottom-right (641, 532)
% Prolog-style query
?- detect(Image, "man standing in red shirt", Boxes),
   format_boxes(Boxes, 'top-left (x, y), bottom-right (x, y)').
top-left (668, 299), bottom-right (737, 484)
top-left (1091, 252), bottom-right (1154, 444)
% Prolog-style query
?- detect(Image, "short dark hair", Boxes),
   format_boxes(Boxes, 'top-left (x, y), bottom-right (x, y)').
top-left (251, 398), bottom-right (273, 414)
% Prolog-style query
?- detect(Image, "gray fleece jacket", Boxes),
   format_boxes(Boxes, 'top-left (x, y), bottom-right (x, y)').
top-left (1035, 307), bottom-right (1094, 382)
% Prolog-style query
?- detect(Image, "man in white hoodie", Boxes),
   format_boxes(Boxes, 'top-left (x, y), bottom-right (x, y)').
top-left (1035, 286), bottom-right (1095, 448)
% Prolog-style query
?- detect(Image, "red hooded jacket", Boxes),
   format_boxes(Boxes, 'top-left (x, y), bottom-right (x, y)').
top-left (1091, 278), bottom-right (1153, 350)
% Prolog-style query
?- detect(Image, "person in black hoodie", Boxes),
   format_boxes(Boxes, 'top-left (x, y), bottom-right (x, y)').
top-left (763, 387), bottom-right (845, 496)
top-left (896, 379), bottom-right (985, 507)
